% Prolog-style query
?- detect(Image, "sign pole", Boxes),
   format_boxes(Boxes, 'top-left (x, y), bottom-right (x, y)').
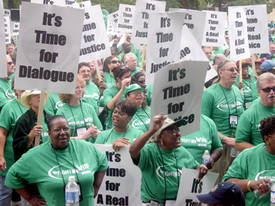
top-left (34, 91), bottom-right (46, 147)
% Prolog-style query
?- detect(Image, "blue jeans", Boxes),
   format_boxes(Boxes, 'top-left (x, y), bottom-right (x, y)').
top-left (0, 175), bottom-right (12, 205)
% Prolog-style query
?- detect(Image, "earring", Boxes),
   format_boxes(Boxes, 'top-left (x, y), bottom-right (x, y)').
top-left (161, 141), bottom-right (163, 145)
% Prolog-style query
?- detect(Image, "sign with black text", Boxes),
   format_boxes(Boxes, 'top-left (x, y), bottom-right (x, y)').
top-left (14, 2), bottom-right (84, 93)
top-left (79, 5), bottom-right (111, 62)
top-left (94, 145), bottom-right (142, 206)
top-left (150, 60), bottom-right (208, 136)
top-left (31, 0), bottom-right (66, 6)
top-left (11, 22), bottom-right (19, 36)
top-left (117, 4), bottom-right (135, 33)
top-left (107, 11), bottom-right (119, 35)
top-left (4, 15), bottom-right (10, 43)
top-left (0, 0), bottom-right (7, 77)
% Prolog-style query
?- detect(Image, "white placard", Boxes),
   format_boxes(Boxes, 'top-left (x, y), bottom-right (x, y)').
top-left (117, 4), bottom-right (135, 33)
top-left (175, 168), bottom-right (219, 206)
top-left (131, 0), bottom-right (166, 47)
top-left (245, 4), bottom-right (269, 54)
top-left (0, 0), bottom-right (7, 77)
top-left (11, 22), bottom-right (19, 36)
top-left (94, 145), bottom-right (142, 206)
top-left (4, 16), bottom-right (10, 43)
top-left (78, 0), bottom-right (91, 8)
top-left (202, 10), bottom-right (227, 47)
top-left (79, 5), bottom-right (111, 62)
top-left (146, 12), bottom-right (185, 85)
top-left (14, 2), bottom-right (84, 93)
top-left (4, 9), bottom-right (10, 17)
top-left (228, 6), bottom-right (250, 61)
top-left (169, 8), bottom-right (206, 46)
top-left (107, 11), bottom-right (119, 35)
top-left (179, 25), bottom-right (217, 83)
top-left (150, 60), bottom-right (208, 136)
top-left (31, 0), bottom-right (66, 6)
top-left (107, 18), bottom-right (115, 36)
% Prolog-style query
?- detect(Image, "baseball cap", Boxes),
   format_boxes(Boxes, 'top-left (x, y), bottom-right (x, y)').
top-left (260, 53), bottom-right (273, 59)
top-left (255, 58), bottom-right (265, 64)
top-left (236, 60), bottom-right (249, 67)
top-left (261, 60), bottom-right (275, 72)
top-left (197, 182), bottom-right (245, 206)
top-left (124, 84), bottom-right (144, 96)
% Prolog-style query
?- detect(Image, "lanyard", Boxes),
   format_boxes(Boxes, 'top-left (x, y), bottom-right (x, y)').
top-left (134, 108), bottom-right (150, 131)
top-left (105, 127), bottom-right (128, 143)
top-left (69, 102), bottom-right (87, 131)
top-left (220, 84), bottom-right (238, 116)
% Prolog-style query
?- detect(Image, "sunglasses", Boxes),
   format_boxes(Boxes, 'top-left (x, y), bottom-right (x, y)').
top-left (222, 68), bottom-right (239, 72)
top-left (7, 62), bottom-right (14, 65)
top-left (261, 86), bottom-right (275, 93)
top-left (111, 60), bottom-right (120, 64)
top-left (137, 80), bottom-right (145, 84)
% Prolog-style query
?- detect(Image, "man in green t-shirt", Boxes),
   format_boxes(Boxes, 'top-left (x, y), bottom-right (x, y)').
top-left (124, 53), bottom-right (140, 76)
top-left (235, 73), bottom-right (275, 152)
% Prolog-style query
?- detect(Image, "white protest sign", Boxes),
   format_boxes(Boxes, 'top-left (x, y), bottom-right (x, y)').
top-left (14, 2), bottom-right (84, 93)
top-left (94, 145), bottom-right (142, 206)
top-left (4, 9), bottom-right (10, 17)
top-left (107, 18), bottom-right (115, 36)
top-left (78, 0), bottom-right (91, 8)
top-left (151, 60), bottom-right (208, 136)
top-left (131, 0), bottom-right (166, 47)
top-left (11, 22), bottom-right (19, 36)
top-left (31, 0), bottom-right (65, 6)
top-left (0, 0), bottom-right (7, 77)
top-left (169, 8), bottom-right (206, 46)
top-left (202, 10), bottom-right (226, 47)
top-left (4, 16), bottom-right (10, 43)
top-left (245, 4), bottom-right (269, 54)
top-left (117, 4), bottom-right (135, 33)
top-left (79, 5), bottom-right (111, 62)
top-left (146, 12), bottom-right (185, 85)
top-left (107, 11), bottom-right (119, 35)
top-left (179, 25), bottom-right (217, 83)
top-left (228, 6), bottom-right (250, 61)
top-left (175, 168), bottom-right (218, 206)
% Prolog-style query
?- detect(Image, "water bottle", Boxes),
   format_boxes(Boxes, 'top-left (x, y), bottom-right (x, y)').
top-left (202, 150), bottom-right (210, 164)
top-left (253, 183), bottom-right (271, 199)
top-left (271, 183), bottom-right (275, 205)
top-left (65, 176), bottom-right (80, 206)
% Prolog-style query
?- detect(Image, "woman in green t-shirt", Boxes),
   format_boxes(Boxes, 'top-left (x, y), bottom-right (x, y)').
top-left (102, 55), bottom-right (120, 85)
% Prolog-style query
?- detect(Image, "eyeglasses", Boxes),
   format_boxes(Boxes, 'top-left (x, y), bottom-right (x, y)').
top-left (161, 129), bottom-right (180, 136)
top-left (137, 80), bottom-right (145, 84)
top-left (7, 62), bottom-right (14, 65)
top-left (130, 91), bottom-right (143, 96)
top-left (111, 60), bottom-right (120, 64)
top-left (222, 68), bottom-right (239, 72)
top-left (261, 86), bottom-right (275, 93)
top-left (53, 127), bottom-right (70, 133)
top-left (205, 52), bottom-right (212, 55)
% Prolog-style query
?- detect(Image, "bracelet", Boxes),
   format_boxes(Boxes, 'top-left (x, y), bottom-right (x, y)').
top-left (247, 180), bottom-right (253, 192)
top-left (221, 135), bottom-right (225, 143)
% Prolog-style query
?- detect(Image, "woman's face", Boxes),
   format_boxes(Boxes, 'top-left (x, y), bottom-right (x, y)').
top-left (126, 89), bottom-right (144, 108)
top-left (72, 81), bottom-right (84, 100)
top-left (48, 117), bottom-right (70, 150)
top-left (118, 71), bottom-right (131, 87)
top-left (108, 57), bottom-right (120, 70)
top-left (255, 63), bottom-right (262, 75)
top-left (28, 94), bottom-right (41, 109)
top-left (112, 106), bottom-right (132, 128)
top-left (137, 76), bottom-right (146, 88)
top-left (158, 125), bottom-right (181, 151)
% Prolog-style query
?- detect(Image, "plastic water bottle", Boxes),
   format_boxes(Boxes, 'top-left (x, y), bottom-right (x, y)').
top-left (271, 183), bottom-right (275, 205)
top-left (65, 176), bottom-right (79, 206)
top-left (253, 182), bottom-right (271, 199)
top-left (202, 150), bottom-right (210, 164)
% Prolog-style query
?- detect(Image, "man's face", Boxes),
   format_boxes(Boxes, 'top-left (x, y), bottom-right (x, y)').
top-left (258, 79), bottom-right (275, 107)
top-left (123, 42), bottom-right (131, 53)
top-left (204, 48), bottom-right (212, 61)
top-left (6, 45), bottom-right (14, 55)
top-left (270, 44), bottom-right (275, 55)
top-left (219, 61), bottom-right (238, 85)
top-left (125, 55), bottom-right (137, 71)
top-left (6, 55), bottom-right (14, 77)
top-left (126, 34), bottom-right (131, 43)
top-left (113, 38), bottom-right (118, 45)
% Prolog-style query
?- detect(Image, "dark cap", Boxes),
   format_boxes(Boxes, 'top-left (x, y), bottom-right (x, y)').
top-left (260, 53), bottom-right (273, 59)
top-left (236, 60), bottom-right (249, 67)
top-left (196, 182), bottom-right (245, 206)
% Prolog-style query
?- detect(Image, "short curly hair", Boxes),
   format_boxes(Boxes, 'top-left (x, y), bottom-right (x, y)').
top-left (114, 100), bottom-right (137, 117)
top-left (59, 75), bottom-right (86, 103)
top-left (259, 115), bottom-right (275, 143)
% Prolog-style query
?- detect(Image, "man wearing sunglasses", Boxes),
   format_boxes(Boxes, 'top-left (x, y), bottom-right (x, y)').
top-left (235, 72), bottom-right (275, 152)
top-left (0, 55), bottom-right (16, 112)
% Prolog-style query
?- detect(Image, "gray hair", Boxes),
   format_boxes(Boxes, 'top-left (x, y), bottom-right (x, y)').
top-left (124, 53), bottom-right (135, 63)
top-left (257, 72), bottom-right (275, 90)
top-left (213, 54), bottom-right (225, 65)
top-left (216, 58), bottom-right (235, 82)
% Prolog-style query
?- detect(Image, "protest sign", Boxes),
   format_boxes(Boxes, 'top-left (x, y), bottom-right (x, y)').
top-left (131, 0), bottom-right (166, 47)
top-left (108, 11), bottom-right (119, 35)
top-left (117, 4), bottom-right (135, 33)
top-left (150, 60), bottom-right (208, 136)
top-left (4, 9), bottom-right (9, 17)
top-left (78, 0), bottom-right (91, 8)
top-left (14, 2), bottom-right (84, 93)
top-left (94, 145), bottom-right (142, 206)
top-left (169, 8), bottom-right (206, 46)
top-left (79, 5), bottom-right (111, 62)
top-left (0, 0), bottom-right (7, 77)
top-left (228, 6), bottom-right (250, 61)
top-left (146, 12), bottom-right (185, 85)
top-left (11, 22), bottom-right (19, 36)
top-left (202, 10), bottom-right (226, 47)
top-left (107, 18), bottom-right (115, 36)
top-left (179, 25), bottom-right (217, 83)
top-left (4, 15), bottom-right (10, 43)
top-left (175, 168), bottom-right (219, 206)
top-left (31, 0), bottom-right (66, 6)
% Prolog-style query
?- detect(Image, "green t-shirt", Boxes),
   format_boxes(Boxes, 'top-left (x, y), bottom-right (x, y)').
top-left (0, 78), bottom-right (16, 109)
top-left (5, 138), bottom-right (108, 206)
top-left (0, 99), bottom-right (28, 175)
top-left (235, 100), bottom-right (275, 146)
top-left (181, 114), bottom-right (223, 163)
top-left (145, 84), bottom-right (153, 107)
top-left (44, 93), bottom-right (64, 116)
top-left (82, 82), bottom-right (100, 112)
top-left (233, 75), bottom-right (257, 110)
top-left (104, 72), bottom-right (116, 85)
top-left (103, 85), bottom-right (126, 128)
top-left (56, 102), bottom-right (103, 143)
top-left (211, 47), bottom-right (224, 60)
top-left (201, 83), bottom-right (244, 138)
top-left (129, 107), bottom-right (151, 133)
top-left (95, 126), bottom-right (143, 144)
top-left (251, 81), bottom-right (259, 101)
top-left (133, 143), bottom-right (199, 206)
top-left (223, 144), bottom-right (275, 206)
